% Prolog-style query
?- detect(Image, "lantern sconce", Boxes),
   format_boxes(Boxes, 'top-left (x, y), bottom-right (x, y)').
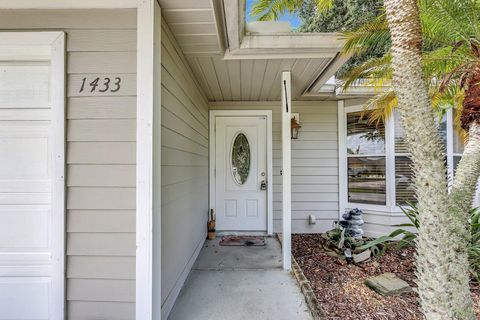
top-left (291, 113), bottom-right (301, 139)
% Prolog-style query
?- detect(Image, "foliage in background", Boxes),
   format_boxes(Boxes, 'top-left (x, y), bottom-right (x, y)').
top-left (360, 205), bottom-right (480, 282)
top-left (297, 0), bottom-right (388, 77)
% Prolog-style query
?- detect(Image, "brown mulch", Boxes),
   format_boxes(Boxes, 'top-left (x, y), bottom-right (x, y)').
top-left (292, 233), bottom-right (480, 320)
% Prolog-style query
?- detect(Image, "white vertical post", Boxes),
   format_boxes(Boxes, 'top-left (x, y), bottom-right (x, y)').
top-left (50, 32), bottom-right (66, 320)
top-left (337, 100), bottom-right (346, 219)
top-left (385, 114), bottom-right (396, 207)
top-left (281, 72), bottom-right (292, 271)
top-left (136, 1), bottom-right (160, 319)
top-left (152, 2), bottom-right (162, 319)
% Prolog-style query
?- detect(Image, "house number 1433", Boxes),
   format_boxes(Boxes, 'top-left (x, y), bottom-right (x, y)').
top-left (79, 77), bottom-right (121, 93)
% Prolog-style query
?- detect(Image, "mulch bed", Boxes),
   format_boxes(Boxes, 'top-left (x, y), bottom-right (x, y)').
top-left (292, 233), bottom-right (480, 320)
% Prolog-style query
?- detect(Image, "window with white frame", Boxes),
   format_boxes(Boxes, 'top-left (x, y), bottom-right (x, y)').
top-left (341, 105), bottom-right (459, 209)
top-left (346, 110), bottom-right (386, 205)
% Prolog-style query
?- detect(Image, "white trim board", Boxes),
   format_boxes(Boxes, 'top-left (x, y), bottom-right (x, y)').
top-left (281, 71), bottom-right (292, 271)
top-left (209, 110), bottom-right (274, 236)
top-left (136, 1), bottom-right (161, 320)
top-left (0, 31), bottom-right (66, 320)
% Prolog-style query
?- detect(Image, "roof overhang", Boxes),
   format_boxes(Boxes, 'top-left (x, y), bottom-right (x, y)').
top-left (305, 78), bottom-right (389, 99)
top-left (219, 0), bottom-right (349, 96)
top-left (160, 0), bottom-right (353, 101)
top-left (221, 0), bottom-right (344, 59)
top-left (224, 33), bottom-right (343, 60)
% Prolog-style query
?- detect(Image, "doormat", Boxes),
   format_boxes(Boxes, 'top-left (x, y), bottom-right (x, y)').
top-left (220, 236), bottom-right (266, 246)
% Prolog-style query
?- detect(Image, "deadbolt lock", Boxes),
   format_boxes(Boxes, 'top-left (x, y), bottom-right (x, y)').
top-left (260, 180), bottom-right (267, 191)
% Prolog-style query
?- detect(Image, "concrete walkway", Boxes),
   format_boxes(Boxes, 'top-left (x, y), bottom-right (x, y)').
top-left (168, 237), bottom-right (312, 320)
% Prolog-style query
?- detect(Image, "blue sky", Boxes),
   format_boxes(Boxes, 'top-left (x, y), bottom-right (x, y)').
top-left (246, 0), bottom-right (301, 28)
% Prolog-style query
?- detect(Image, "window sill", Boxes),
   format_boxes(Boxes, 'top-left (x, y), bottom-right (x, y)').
top-left (346, 202), bottom-right (406, 215)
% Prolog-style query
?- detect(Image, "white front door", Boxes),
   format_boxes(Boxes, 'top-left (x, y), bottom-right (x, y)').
top-left (0, 35), bottom-right (64, 320)
top-left (215, 116), bottom-right (267, 231)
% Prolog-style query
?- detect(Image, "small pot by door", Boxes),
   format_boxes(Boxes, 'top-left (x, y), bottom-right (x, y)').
top-left (215, 116), bottom-right (267, 231)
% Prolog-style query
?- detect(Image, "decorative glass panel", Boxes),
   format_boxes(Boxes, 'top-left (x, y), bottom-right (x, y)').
top-left (347, 111), bottom-right (385, 155)
top-left (348, 157), bottom-right (386, 205)
top-left (231, 133), bottom-right (250, 185)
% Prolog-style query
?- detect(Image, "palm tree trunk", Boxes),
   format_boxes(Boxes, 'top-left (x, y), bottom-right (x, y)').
top-left (445, 68), bottom-right (480, 318)
top-left (383, 0), bottom-right (465, 318)
top-left (447, 123), bottom-right (480, 320)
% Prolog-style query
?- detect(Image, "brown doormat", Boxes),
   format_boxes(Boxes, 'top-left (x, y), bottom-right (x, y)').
top-left (219, 236), bottom-right (266, 246)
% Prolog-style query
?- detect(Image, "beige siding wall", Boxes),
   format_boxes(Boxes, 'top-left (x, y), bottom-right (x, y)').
top-left (0, 9), bottom-right (137, 319)
top-left (160, 22), bottom-right (209, 317)
top-left (210, 101), bottom-right (340, 233)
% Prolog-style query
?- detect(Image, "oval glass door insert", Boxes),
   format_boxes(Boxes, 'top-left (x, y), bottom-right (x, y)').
top-left (231, 133), bottom-right (250, 185)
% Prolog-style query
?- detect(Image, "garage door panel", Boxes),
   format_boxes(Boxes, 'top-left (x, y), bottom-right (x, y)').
top-left (0, 34), bottom-right (63, 320)
top-left (0, 108), bottom-right (51, 121)
top-left (0, 253), bottom-right (51, 266)
top-left (0, 180), bottom-right (51, 193)
top-left (0, 64), bottom-right (50, 108)
top-left (0, 277), bottom-right (50, 320)
top-left (0, 135), bottom-right (50, 179)
top-left (0, 265), bottom-right (51, 277)
top-left (0, 193), bottom-right (51, 205)
top-left (0, 206), bottom-right (50, 251)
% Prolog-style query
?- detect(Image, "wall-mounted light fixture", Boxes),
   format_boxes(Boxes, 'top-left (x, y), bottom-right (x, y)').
top-left (291, 113), bottom-right (301, 139)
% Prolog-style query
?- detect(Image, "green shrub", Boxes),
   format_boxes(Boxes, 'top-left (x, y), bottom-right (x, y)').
top-left (359, 203), bottom-right (480, 281)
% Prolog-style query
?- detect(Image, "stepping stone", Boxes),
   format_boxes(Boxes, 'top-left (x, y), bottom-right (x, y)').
top-left (365, 272), bottom-right (412, 296)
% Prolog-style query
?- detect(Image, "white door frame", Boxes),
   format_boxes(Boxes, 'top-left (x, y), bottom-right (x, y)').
top-left (0, 31), bottom-right (66, 319)
top-left (209, 110), bottom-right (273, 235)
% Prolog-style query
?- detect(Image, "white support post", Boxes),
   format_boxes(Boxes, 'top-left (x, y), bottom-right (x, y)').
top-left (337, 100), bottom-right (346, 219)
top-left (281, 72), bottom-right (292, 271)
top-left (136, 1), bottom-right (161, 319)
top-left (385, 114), bottom-right (396, 207)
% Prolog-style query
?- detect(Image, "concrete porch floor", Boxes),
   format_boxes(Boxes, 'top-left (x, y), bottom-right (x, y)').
top-left (168, 237), bottom-right (312, 320)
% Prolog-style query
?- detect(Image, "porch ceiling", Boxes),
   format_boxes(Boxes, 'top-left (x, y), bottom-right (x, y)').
top-left (159, 0), bottom-right (222, 55)
top-left (159, 0), bottom-right (346, 101)
top-left (186, 55), bottom-right (331, 101)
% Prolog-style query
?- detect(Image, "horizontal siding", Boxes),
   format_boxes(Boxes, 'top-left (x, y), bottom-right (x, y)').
top-left (67, 211), bottom-right (135, 233)
top-left (68, 301), bottom-right (135, 320)
top-left (68, 142), bottom-right (136, 164)
top-left (160, 21), bottom-right (209, 318)
top-left (210, 102), bottom-right (340, 233)
top-left (67, 256), bottom-right (135, 279)
top-left (0, 9), bottom-right (138, 319)
top-left (67, 279), bottom-right (135, 302)
top-left (68, 97), bottom-right (136, 119)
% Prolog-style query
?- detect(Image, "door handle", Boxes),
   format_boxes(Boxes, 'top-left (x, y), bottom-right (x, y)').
top-left (260, 180), bottom-right (267, 191)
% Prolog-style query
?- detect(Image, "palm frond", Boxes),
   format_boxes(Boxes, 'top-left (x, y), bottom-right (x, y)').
top-left (250, 0), bottom-right (333, 21)
top-left (340, 13), bottom-right (390, 56)
top-left (340, 54), bottom-right (392, 90)
top-left (420, 0), bottom-right (480, 44)
top-left (422, 46), bottom-right (466, 79)
top-left (313, 0), bottom-right (333, 12)
top-left (362, 88), bottom-right (397, 125)
top-left (250, 0), bottom-right (300, 21)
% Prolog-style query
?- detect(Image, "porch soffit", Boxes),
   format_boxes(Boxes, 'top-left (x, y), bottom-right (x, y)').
top-left (158, 0), bottom-right (347, 101)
